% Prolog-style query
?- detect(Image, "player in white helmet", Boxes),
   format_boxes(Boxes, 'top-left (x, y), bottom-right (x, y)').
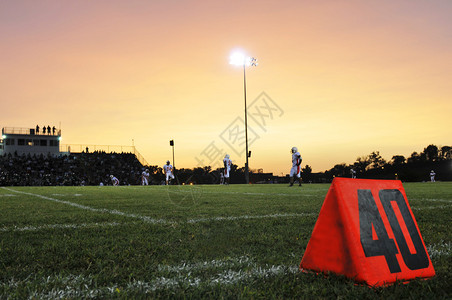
top-left (430, 170), bottom-right (436, 182)
top-left (163, 160), bottom-right (174, 185)
top-left (141, 169), bottom-right (150, 185)
top-left (219, 172), bottom-right (224, 185)
top-left (289, 147), bottom-right (302, 187)
top-left (110, 174), bottom-right (119, 186)
top-left (223, 154), bottom-right (232, 185)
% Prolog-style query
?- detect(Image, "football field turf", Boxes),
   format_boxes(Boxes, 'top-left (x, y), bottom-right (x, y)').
top-left (0, 182), bottom-right (450, 299)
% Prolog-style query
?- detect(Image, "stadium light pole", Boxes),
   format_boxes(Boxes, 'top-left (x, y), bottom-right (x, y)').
top-left (170, 139), bottom-right (175, 169)
top-left (229, 51), bottom-right (257, 184)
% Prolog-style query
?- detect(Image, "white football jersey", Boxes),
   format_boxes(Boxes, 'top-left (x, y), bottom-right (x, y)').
top-left (223, 157), bottom-right (231, 168)
top-left (292, 152), bottom-right (302, 167)
top-left (163, 164), bottom-right (173, 173)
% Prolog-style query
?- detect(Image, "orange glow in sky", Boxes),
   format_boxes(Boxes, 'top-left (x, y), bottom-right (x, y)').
top-left (1, 1), bottom-right (451, 174)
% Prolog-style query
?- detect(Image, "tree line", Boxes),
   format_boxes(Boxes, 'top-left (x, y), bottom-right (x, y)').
top-left (302, 144), bottom-right (452, 182)
top-left (142, 144), bottom-right (451, 184)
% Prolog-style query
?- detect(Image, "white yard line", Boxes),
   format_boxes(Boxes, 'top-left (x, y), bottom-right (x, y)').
top-left (411, 204), bottom-right (452, 211)
top-left (2, 187), bottom-right (449, 234)
top-left (410, 198), bottom-right (452, 203)
top-left (0, 212), bottom-right (317, 233)
top-left (1, 187), bottom-right (317, 230)
top-left (124, 185), bottom-right (320, 197)
top-left (1, 187), bottom-right (169, 225)
top-left (157, 256), bottom-right (252, 273)
top-left (180, 190), bottom-right (320, 197)
top-left (0, 221), bottom-right (128, 232)
top-left (427, 241), bottom-right (452, 258)
top-left (2, 241), bottom-right (449, 298)
top-left (0, 256), bottom-right (299, 298)
top-left (187, 212), bottom-right (317, 224)
top-left (206, 191), bottom-right (310, 196)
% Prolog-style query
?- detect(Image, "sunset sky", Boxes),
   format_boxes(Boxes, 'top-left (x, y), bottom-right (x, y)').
top-left (1, 0), bottom-right (451, 175)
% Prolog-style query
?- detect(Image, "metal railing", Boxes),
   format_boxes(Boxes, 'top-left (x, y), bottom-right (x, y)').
top-left (2, 127), bottom-right (33, 135)
top-left (60, 144), bottom-right (149, 166)
top-left (2, 127), bottom-right (61, 136)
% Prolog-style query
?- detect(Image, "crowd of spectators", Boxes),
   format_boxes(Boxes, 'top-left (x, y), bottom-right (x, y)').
top-left (0, 152), bottom-right (144, 186)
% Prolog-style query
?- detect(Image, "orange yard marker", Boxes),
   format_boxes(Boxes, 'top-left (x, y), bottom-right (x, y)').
top-left (300, 178), bottom-right (435, 287)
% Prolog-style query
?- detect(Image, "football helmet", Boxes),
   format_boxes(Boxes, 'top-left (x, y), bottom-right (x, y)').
top-left (291, 147), bottom-right (298, 153)
top-left (225, 154), bottom-right (230, 159)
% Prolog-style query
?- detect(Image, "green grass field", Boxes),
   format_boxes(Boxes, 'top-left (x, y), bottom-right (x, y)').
top-left (0, 182), bottom-right (451, 299)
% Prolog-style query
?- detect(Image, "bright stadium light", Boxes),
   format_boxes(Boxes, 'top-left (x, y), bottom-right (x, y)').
top-left (229, 51), bottom-right (258, 67)
top-left (229, 49), bottom-right (258, 184)
top-left (229, 51), bottom-right (246, 66)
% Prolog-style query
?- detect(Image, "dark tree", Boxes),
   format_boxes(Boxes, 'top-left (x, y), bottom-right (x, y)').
top-left (302, 165), bottom-right (312, 175)
top-left (368, 151), bottom-right (386, 169)
top-left (407, 152), bottom-right (421, 164)
top-left (423, 144), bottom-right (439, 161)
top-left (355, 156), bottom-right (371, 173)
top-left (302, 165), bottom-right (313, 182)
top-left (330, 163), bottom-right (349, 177)
top-left (440, 146), bottom-right (452, 160)
top-left (390, 155), bottom-right (406, 166)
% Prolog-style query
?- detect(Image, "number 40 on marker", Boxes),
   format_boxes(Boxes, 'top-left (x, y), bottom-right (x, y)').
top-left (300, 178), bottom-right (435, 287)
top-left (358, 189), bottom-right (429, 273)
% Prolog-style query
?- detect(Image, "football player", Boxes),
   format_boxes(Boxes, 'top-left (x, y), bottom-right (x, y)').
top-left (223, 154), bottom-right (232, 185)
top-left (219, 172), bottom-right (224, 185)
top-left (430, 170), bottom-right (436, 182)
top-left (110, 175), bottom-right (119, 186)
top-left (163, 160), bottom-right (175, 185)
top-left (141, 169), bottom-right (150, 185)
top-left (289, 147), bottom-right (302, 187)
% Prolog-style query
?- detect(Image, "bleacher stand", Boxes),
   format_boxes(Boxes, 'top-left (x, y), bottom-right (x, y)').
top-left (0, 152), bottom-right (144, 186)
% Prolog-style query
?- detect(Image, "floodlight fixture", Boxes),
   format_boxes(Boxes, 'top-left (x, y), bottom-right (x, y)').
top-left (248, 57), bottom-right (258, 67)
top-left (229, 51), bottom-right (245, 66)
top-left (229, 51), bottom-right (258, 67)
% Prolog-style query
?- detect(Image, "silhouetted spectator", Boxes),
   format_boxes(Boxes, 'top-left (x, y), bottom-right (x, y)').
top-left (42, 126), bottom-right (46, 134)
top-left (52, 126), bottom-right (56, 135)
top-left (47, 126), bottom-right (51, 135)
top-left (36, 125), bottom-right (40, 134)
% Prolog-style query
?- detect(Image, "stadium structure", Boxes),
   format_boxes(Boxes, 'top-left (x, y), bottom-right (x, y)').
top-left (0, 125), bottom-right (152, 186)
top-left (1, 126), bottom-right (61, 157)
top-left (0, 126), bottom-right (148, 166)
